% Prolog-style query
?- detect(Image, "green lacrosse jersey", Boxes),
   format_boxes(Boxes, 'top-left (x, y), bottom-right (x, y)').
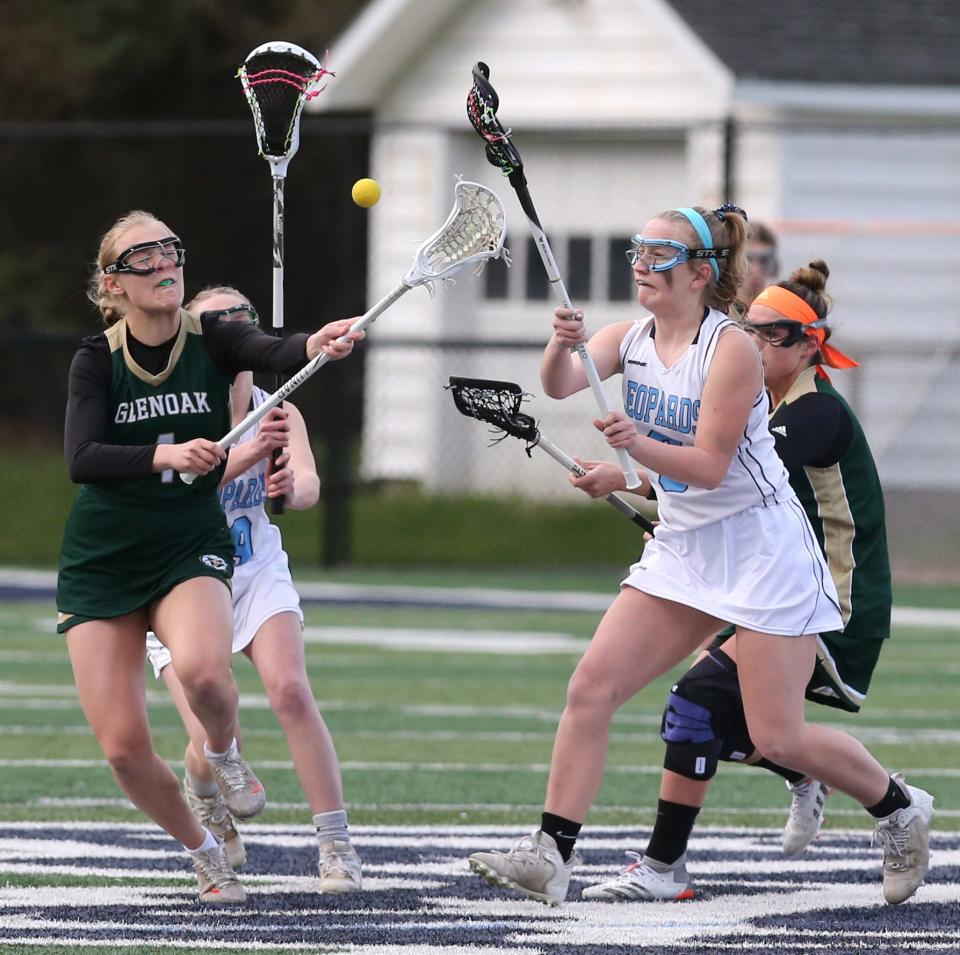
top-left (771, 366), bottom-right (892, 711)
top-left (57, 311), bottom-right (235, 628)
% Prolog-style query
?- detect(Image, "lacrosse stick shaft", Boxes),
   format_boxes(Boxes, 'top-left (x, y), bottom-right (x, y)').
top-left (179, 284), bottom-right (409, 485)
top-left (272, 175), bottom-right (286, 329)
top-left (524, 218), bottom-right (641, 490)
top-left (534, 434), bottom-right (655, 533)
top-left (270, 173), bottom-right (287, 513)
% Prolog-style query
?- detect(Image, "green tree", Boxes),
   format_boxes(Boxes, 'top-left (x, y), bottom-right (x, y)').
top-left (0, 0), bottom-right (364, 119)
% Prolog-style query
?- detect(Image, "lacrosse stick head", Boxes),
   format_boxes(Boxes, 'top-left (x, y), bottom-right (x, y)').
top-left (446, 376), bottom-right (540, 446)
top-left (466, 62), bottom-right (524, 179)
top-left (404, 180), bottom-right (508, 288)
top-left (238, 41), bottom-right (332, 175)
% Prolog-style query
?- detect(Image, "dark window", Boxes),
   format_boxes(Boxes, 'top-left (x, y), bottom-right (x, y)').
top-left (484, 242), bottom-right (510, 299)
top-left (608, 237), bottom-right (634, 301)
top-left (525, 236), bottom-right (550, 299)
top-left (567, 236), bottom-right (592, 301)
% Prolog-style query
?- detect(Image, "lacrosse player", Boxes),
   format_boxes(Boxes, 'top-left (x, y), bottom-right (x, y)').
top-left (468, 205), bottom-right (932, 907)
top-left (57, 212), bottom-right (361, 903)
top-left (578, 260), bottom-right (896, 901)
top-left (144, 286), bottom-right (362, 894)
top-left (741, 221), bottom-right (781, 304)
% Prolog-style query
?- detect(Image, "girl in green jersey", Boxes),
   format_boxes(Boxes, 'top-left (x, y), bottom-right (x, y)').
top-left (57, 211), bottom-right (362, 902)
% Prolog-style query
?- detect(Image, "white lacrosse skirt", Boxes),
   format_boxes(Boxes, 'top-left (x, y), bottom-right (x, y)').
top-left (622, 497), bottom-right (843, 637)
top-left (145, 554), bottom-right (302, 678)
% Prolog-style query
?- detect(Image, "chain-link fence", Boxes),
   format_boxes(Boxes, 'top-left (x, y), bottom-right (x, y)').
top-left (3, 116), bottom-right (959, 581)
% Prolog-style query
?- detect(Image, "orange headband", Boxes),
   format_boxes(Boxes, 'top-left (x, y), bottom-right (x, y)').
top-left (753, 285), bottom-right (858, 374)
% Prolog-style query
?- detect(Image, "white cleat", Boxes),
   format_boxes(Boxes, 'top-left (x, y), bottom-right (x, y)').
top-left (468, 830), bottom-right (579, 906)
top-left (192, 840), bottom-right (247, 904)
top-left (873, 774), bottom-right (934, 904)
top-left (581, 852), bottom-right (696, 902)
top-left (184, 777), bottom-right (245, 870)
top-left (317, 840), bottom-right (363, 894)
top-left (205, 749), bottom-right (265, 819)
top-left (783, 777), bottom-right (831, 856)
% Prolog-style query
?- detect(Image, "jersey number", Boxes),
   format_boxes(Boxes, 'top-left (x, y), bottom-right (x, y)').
top-left (648, 430), bottom-right (688, 493)
top-left (231, 515), bottom-right (254, 565)
top-left (157, 432), bottom-right (175, 484)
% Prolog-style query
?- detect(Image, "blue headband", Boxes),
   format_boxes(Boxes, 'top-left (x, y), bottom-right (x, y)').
top-left (674, 207), bottom-right (719, 280)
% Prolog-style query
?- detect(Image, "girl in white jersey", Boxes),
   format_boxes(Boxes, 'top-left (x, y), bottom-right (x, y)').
top-left (145, 287), bottom-right (362, 894)
top-left (468, 205), bottom-right (932, 906)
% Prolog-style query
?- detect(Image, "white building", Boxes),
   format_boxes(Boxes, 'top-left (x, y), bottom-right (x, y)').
top-left (310, 0), bottom-right (960, 504)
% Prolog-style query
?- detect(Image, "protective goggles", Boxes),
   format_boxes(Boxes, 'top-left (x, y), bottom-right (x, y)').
top-left (626, 236), bottom-right (729, 272)
top-left (104, 236), bottom-right (186, 275)
top-left (746, 249), bottom-right (780, 276)
top-left (740, 317), bottom-right (826, 347)
top-left (198, 304), bottom-right (260, 326)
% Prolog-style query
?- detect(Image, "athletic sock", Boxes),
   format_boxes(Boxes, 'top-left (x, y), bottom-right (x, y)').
top-left (753, 757), bottom-right (806, 786)
top-left (866, 776), bottom-right (911, 818)
top-left (313, 809), bottom-right (350, 844)
top-left (645, 799), bottom-right (700, 866)
top-left (204, 738), bottom-right (238, 761)
top-left (540, 811), bottom-right (581, 862)
top-left (184, 827), bottom-right (219, 855)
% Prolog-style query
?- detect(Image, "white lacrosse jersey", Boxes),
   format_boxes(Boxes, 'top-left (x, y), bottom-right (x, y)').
top-left (619, 308), bottom-right (794, 530)
top-left (219, 386), bottom-right (289, 581)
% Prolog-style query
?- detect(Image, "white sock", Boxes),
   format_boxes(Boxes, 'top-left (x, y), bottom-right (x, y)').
top-left (184, 827), bottom-right (219, 855)
top-left (313, 809), bottom-right (349, 844)
top-left (204, 738), bottom-right (238, 761)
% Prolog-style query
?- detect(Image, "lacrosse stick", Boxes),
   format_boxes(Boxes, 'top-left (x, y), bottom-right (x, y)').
top-left (181, 180), bottom-right (507, 485)
top-left (239, 41), bottom-right (332, 512)
top-left (446, 377), bottom-right (655, 534)
top-left (466, 61), bottom-right (641, 491)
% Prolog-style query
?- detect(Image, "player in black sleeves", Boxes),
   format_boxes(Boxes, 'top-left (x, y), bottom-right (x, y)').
top-left (57, 211), bottom-right (362, 902)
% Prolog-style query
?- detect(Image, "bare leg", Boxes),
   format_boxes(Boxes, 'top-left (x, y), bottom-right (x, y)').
top-left (544, 589), bottom-right (720, 821)
top-left (736, 630), bottom-right (890, 805)
top-left (151, 576), bottom-right (238, 754)
top-left (67, 617), bottom-right (205, 848)
top-left (245, 613), bottom-right (344, 812)
top-left (159, 665), bottom-right (241, 787)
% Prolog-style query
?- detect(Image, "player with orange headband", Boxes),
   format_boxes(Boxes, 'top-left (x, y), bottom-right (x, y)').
top-left (582, 259), bottom-right (909, 905)
top-left (747, 279), bottom-right (858, 378)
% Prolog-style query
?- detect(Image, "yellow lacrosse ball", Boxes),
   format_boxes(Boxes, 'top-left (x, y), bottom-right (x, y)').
top-left (351, 178), bottom-right (381, 208)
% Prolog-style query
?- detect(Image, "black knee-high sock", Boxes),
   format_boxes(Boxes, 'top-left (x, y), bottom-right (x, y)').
top-left (753, 756), bottom-right (806, 786)
top-left (867, 776), bottom-right (911, 818)
top-left (540, 811), bottom-right (581, 862)
top-left (645, 799), bottom-right (700, 866)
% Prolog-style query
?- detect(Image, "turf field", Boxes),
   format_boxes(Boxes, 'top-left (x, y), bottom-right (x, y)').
top-left (1, 581), bottom-right (959, 953)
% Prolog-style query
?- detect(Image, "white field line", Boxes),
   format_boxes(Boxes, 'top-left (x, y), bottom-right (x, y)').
top-left (0, 704), bottom-right (960, 746)
top-left (6, 565), bottom-right (960, 627)
top-left (1, 825), bottom-right (959, 954)
top-left (3, 843), bottom-right (958, 877)
top-left (14, 796), bottom-right (960, 818)
top-left (5, 685), bottom-right (960, 741)
top-left (6, 723), bottom-right (960, 745)
top-left (6, 757), bottom-right (960, 777)
top-left (1, 821), bottom-right (957, 838)
top-left (3, 691), bottom-right (959, 724)
top-left (302, 626), bottom-right (587, 654)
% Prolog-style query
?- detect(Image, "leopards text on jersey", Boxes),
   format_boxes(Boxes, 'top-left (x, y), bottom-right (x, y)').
top-left (618, 308), bottom-right (793, 530)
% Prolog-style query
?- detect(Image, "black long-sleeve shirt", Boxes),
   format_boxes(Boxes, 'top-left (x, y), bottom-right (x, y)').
top-left (64, 314), bottom-right (309, 482)
top-left (769, 391), bottom-right (853, 471)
